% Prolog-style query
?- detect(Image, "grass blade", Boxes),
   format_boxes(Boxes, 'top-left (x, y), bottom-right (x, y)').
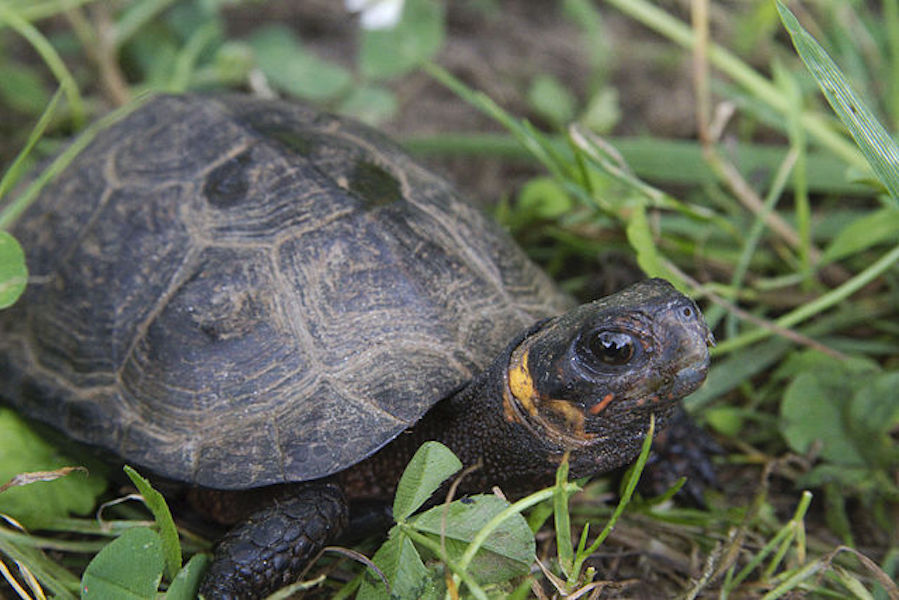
top-left (777, 1), bottom-right (899, 202)
top-left (0, 3), bottom-right (84, 127)
top-left (123, 467), bottom-right (181, 581)
top-left (0, 89), bottom-right (61, 205)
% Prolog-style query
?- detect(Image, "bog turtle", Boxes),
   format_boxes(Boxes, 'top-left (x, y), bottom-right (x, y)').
top-left (0, 94), bottom-right (712, 598)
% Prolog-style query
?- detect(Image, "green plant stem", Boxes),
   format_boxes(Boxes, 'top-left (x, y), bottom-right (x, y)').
top-left (10, 0), bottom-right (95, 22)
top-left (0, 89), bottom-right (62, 205)
top-left (113, 0), bottom-right (180, 47)
top-left (0, 96), bottom-right (149, 229)
top-left (604, 0), bottom-right (864, 170)
top-left (168, 21), bottom-right (220, 92)
top-left (464, 487), bottom-right (577, 568)
top-left (398, 526), bottom-right (489, 600)
top-left (451, 482), bottom-right (580, 583)
top-left (726, 491), bottom-right (813, 591)
top-left (759, 559), bottom-right (826, 600)
top-left (713, 243), bottom-right (899, 354)
top-left (0, 526), bottom-right (110, 554)
top-left (781, 69), bottom-right (812, 286)
top-left (715, 148), bottom-right (797, 334)
top-left (568, 415), bottom-right (654, 581)
top-left (404, 133), bottom-right (866, 195)
top-left (0, 2), bottom-right (84, 126)
top-left (423, 62), bottom-right (569, 181)
top-left (553, 458), bottom-right (574, 578)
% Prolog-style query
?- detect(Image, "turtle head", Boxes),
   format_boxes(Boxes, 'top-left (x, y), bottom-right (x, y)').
top-left (503, 278), bottom-right (712, 461)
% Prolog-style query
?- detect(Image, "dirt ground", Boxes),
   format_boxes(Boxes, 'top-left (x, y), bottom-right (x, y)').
top-left (222, 0), bottom-right (700, 204)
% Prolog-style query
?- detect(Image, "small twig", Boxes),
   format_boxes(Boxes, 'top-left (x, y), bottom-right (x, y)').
top-left (819, 546), bottom-right (899, 600)
top-left (0, 467), bottom-right (87, 494)
top-left (64, 5), bottom-right (131, 107)
top-left (692, 0), bottom-right (711, 145)
top-left (688, 2), bottom-right (848, 285)
top-left (681, 538), bottom-right (724, 600)
top-left (262, 573), bottom-right (327, 600)
top-left (96, 494), bottom-right (149, 530)
top-left (534, 556), bottom-right (568, 595)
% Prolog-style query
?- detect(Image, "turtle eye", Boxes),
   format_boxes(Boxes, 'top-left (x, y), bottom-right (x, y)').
top-left (587, 331), bottom-right (636, 366)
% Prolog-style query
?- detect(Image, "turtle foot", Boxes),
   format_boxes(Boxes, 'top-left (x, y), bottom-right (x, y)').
top-left (639, 405), bottom-right (721, 507)
top-left (199, 482), bottom-right (348, 599)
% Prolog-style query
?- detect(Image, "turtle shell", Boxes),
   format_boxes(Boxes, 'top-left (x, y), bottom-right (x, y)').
top-left (0, 94), bottom-right (572, 489)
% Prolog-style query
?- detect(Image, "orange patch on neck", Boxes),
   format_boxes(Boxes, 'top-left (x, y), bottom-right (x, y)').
top-left (589, 393), bottom-right (615, 415)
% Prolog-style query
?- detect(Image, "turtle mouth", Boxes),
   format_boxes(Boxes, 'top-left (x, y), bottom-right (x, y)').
top-left (672, 361), bottom-right (709, 394)
top-left (579, 348), bottom-right (710, 427)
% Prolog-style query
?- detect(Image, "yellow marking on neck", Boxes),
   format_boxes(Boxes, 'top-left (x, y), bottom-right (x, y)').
top-left (506, 345), bottom-right (595, 446)
top-left (508, 349), bottom-right (538, 416)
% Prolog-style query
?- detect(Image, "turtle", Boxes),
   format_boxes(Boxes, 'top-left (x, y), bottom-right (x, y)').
top-left (0, 94), bottom-right (713, 598)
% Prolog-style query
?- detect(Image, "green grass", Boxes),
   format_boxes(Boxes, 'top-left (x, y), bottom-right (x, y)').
top-left (1, 0), bottom-right (898, 598)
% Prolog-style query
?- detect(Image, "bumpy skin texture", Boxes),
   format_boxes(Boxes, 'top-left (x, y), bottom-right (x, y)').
top-left (199, 483), bottom-right (348, 600)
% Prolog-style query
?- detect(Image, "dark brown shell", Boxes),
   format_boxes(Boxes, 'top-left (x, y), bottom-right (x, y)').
top-left (0, 94), bottom-right (571, 489)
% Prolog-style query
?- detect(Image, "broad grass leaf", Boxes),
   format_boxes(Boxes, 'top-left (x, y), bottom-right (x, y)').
top-left (774, 348), bottom-right (878, 380)
top-left (392, 441), bottom-right (461, 522)
top-left (781, 372), bottom-right (863, 466)
top-left (164, 553), bottom-right (210, 600)
top-left (339, 85), bottom-right (398, 125)
top-left (518, 176), bottom-right (575, 220)
top-left (849, 372), bottom-right (899, 433)
top-left (124, 466), bottom-right (181, 580)
top-left (823, 207), bottom-right (899, 262)
top-left (359, 0), bottom-right (444, 80)
top-left (800, 464), bottom-right (878, 489)
top-left (777, 2), bottom-right (899, 201)
top-left (0, 62), bottom-right (51, 115)
top-left (81, 527), bottom-right (164, 599)
top-left (0, 408), bottom-right (106, 528)
top-left (357, 531), bottom-right (437, 600)
top-left (0, 232), bottom-right (27, 309)
top-left (249, 25), bottom-right (351, 101)
top-left (528, 74), bottom-right (577, 128)
top-left (778, 353), bottom-right (890, 472)
top-left (848, 371), bottom-right (899, 465)
top-left (624, 203), bottom-right (684, 289)
top-left (411, 494), bottom-right (535, 583)
top-left (685, 339), bottom-right (790, 411)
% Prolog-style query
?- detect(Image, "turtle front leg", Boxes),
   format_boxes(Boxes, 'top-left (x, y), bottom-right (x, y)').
top-left (639, 406), bottom-right (721, 505)
top-left (199, 482), bottom-right (348, 599)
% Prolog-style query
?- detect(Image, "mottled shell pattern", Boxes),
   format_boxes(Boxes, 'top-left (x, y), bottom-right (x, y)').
top-left (0, 95), bottom-right (571, 489)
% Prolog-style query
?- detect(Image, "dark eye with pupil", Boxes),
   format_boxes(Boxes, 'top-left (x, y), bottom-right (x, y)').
top-left (589, 331), bottom-right (635, 365)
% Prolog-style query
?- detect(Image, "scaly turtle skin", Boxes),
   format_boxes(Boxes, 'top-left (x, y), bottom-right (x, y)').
top-left (0, 94), bottom-right (712, 598)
